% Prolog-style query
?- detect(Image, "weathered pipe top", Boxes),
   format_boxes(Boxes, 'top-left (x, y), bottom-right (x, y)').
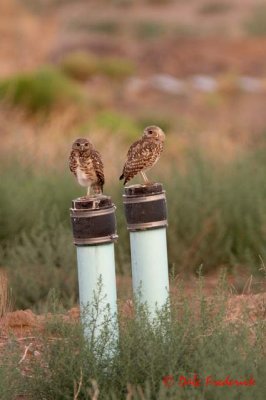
top-left (70, 195), bottom-right (118, 245)
top-left (123, 183), bottom-right (167, 231)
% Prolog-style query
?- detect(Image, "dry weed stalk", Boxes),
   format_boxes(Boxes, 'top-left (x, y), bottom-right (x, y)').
top-left (126, 383), bottom-right (133, 400)
top-left (88, 379), bottom-right (99, 400)
top-left (73, 368), bottom-right (83, 400)
top-left (18, 342), bottom-right (33, 364)
top-left (0, 270), bottom-right (11, 318)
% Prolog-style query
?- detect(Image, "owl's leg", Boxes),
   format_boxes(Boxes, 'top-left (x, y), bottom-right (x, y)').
top-left (140, 171), bottom-right (149, 184)
top-left (91, 183), bottom-right (102, 196)
top-left (87, 185), bottom-right (91, 196)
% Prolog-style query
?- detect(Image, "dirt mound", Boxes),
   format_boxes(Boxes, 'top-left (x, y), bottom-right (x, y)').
top-left (3, 310), bottom-right (36, 328)
top-left (227, 292), bottom-right (266, 322)
top-left (0, 307), bottom-right (80, 340)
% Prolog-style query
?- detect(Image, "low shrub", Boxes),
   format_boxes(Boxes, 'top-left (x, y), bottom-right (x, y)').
top-left (244, 5), bottom-right (266, 37)
top-left (93, 110), bottom-right (139, 140)
top-left (60, 52), bottom-right (100, 81)
top-left (134, 21), bottom-right (166, 39)
top-left (0, 67), bottom-right (84, 114)
top-left (98, 58), bottom-right (135, 80)
top-left (198, 1), bottom-right (232, 15)
top-left (1, 150), bottom-right (266, 309)
top-left (1, 277), bottom-right (265, 399)
top-left (70, 19), bottom-right (120, 34)
top-left (173, 24), bottom-right (200, 38)
top-left (60, 52), bottom-right (135, 82)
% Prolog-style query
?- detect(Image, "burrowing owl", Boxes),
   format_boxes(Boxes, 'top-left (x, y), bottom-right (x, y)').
top-left (119, 126), bottom-right (165, 185)
top-left (69, 138), bottom-right (104, 196)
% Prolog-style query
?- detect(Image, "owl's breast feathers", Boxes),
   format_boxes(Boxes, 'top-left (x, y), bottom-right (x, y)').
top-left (120, 138), bottom-right (163, 184)
top-left (69, 149), bottom-right (105, 190)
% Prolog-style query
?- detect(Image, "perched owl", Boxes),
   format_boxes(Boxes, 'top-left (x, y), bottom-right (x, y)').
top-left (69, 138), bottom-right (104, 196)
top-left (119, 125), bottom-right (165, 185)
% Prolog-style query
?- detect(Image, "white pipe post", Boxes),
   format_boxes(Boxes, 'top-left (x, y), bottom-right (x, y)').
top-left (70, 196), bottom-right (118, 347)
top-left (123, 184), bottom-right (170, 318)
top-left (130, 228), bottom-right (169, 315)
top-left (76, 243), bottom-right (117, 339)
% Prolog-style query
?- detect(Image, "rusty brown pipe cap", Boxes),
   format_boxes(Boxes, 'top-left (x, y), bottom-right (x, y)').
top-left (70, 195), bottom-right (118, 245)
top-left (123, 183), bottom-right (168, 231)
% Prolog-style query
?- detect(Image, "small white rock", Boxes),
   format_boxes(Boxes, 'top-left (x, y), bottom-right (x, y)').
top-left (126, 77), bottom-right (147, 93)
top-left (191, 75), bottom-right (218, 92)
top-left (149, 74), bottom-right (186, 94)
top-left (238, 76), bottom-right (263, 93)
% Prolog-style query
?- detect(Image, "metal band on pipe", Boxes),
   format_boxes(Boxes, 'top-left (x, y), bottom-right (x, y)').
top-left (70, 195), bottom-right (118, 245)
top-left (122, 192), bottom-right (166, 204)
top-left (70, 206), bottom-right (116, 218)
top-left (73, 234), bottom-right (118, 246)
top-left (126, 220), bottom-right (168, 232)
top-left (123, 183), bottom-right (168, 232)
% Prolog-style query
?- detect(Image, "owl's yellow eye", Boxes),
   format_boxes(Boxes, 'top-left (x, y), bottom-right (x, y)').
top-left (85, 143), bottom-right (89, 146)
top-left (76, 143), bottom-right (80, 147)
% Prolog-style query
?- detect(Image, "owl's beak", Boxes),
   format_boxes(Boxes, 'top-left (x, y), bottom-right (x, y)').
top-left (80, 144), bottom-right (85, 151)
top-left (158, 130), bottom-right (165, 142)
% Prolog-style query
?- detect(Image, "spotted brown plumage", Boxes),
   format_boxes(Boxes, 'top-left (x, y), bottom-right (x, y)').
top-left (119, 126), bottom-right (165, 185)
top-left (69, 138), bottom-right (104, 196)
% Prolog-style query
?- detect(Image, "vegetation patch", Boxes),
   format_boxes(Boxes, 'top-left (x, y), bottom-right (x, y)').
top-left (173, 24), bottom-right (200, 38)
top-left (93, 110), bottom-right (139, 141)
top-left (244, 5), bottom-right (266, 37)
top-left (137, 115), bottom-right (173, 133)
top-left (198, 1), bottom-right (232, 15)
top-left (0, 277), bottom-right (265, 399)
top-left (134, 21), bottom-right (166, 39)
top-left (60, 52), bottom-right (135, 82)
top-left (69, 19), bottom-right (121, 35)
top-left (1, 150), bottom-right (266, 309)
top-left (0, 67), bottom-right (84, 114)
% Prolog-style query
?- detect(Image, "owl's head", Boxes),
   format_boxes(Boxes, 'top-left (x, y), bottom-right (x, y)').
top-left (143, 126), bottom-right (165, 142)
top-left (72, 138), bottom-right (93, 152)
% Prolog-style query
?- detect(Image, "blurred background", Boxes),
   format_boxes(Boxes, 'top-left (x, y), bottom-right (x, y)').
top-left (1, 0), bottom-right (266, 311)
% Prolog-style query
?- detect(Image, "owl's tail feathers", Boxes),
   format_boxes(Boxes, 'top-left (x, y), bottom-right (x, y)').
top-left (119, 173), bottom-right (128, 185)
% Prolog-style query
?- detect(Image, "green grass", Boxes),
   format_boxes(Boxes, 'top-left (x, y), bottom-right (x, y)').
top-left (1, 150), bottom-right (266, 309)
top-left (0, 67), bottom-right (84, 114)
top-left (1, 276), bottom-right (265, 399)
top-left (244, 5), bottom-right (266, 37)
